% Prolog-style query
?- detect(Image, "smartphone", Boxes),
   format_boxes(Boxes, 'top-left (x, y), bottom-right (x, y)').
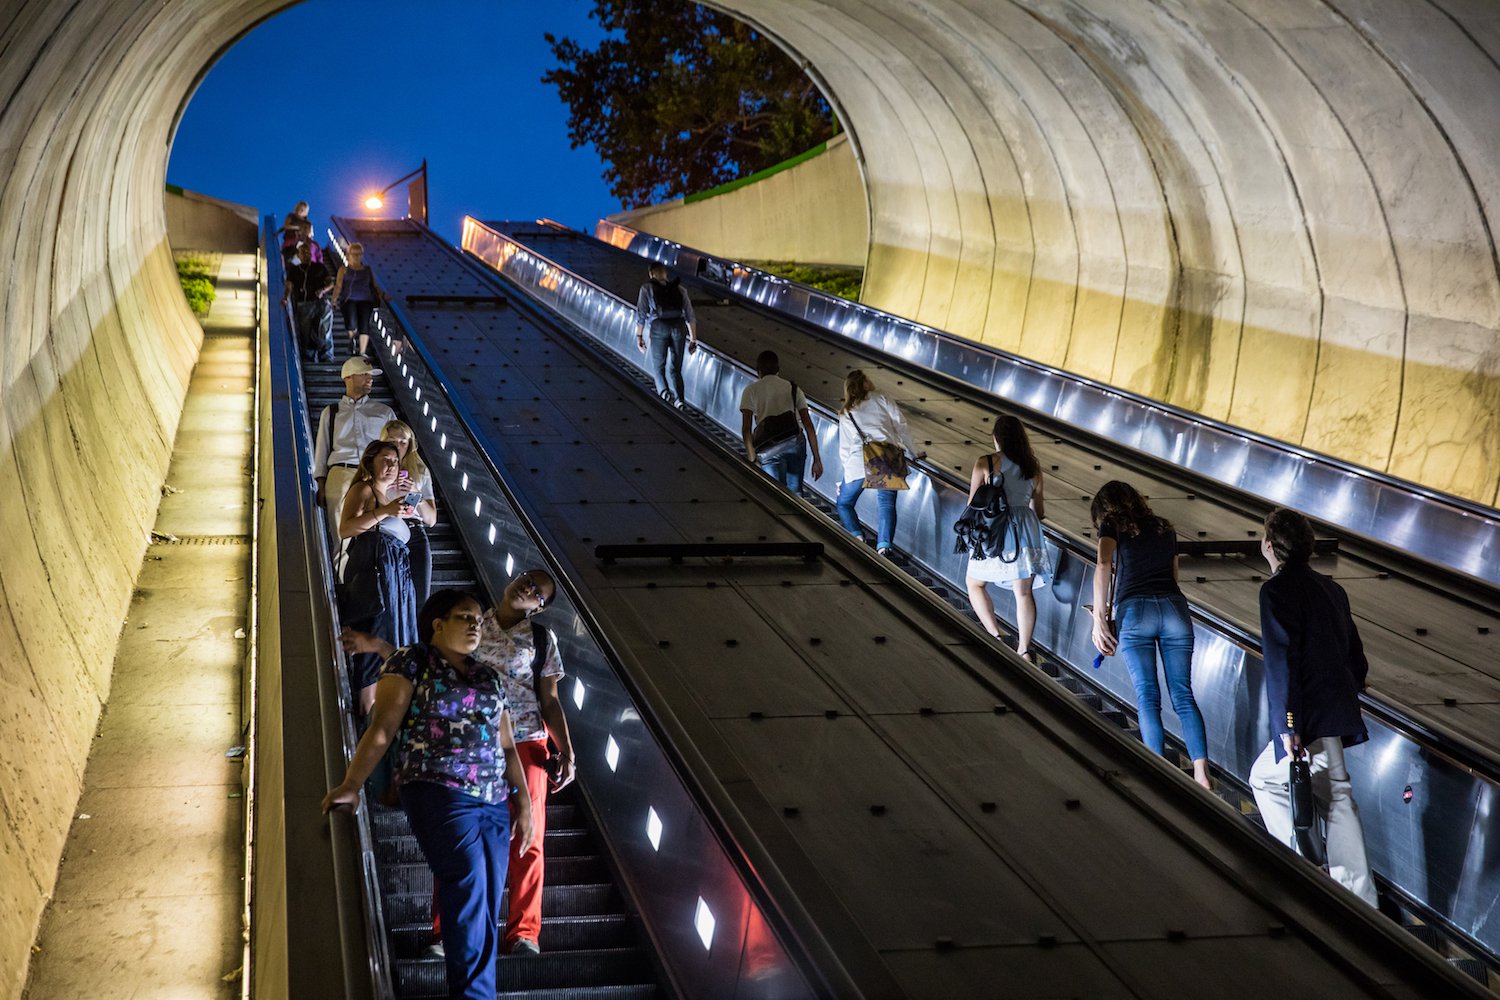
top-left (404, 490), bottom-right (422, 508)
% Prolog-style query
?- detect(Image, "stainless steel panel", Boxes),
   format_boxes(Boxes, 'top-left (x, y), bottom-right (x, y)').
top-left (466, 218), bottom-right (1500, 962)
top-left (595, 219), bottom-right (1500, 592)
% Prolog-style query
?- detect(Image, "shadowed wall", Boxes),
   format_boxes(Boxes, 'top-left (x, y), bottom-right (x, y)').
top-left (2, 0), bottom-right (1498, 992)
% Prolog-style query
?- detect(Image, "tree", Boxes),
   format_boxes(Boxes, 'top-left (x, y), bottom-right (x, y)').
top-left (544, 1), bottom-right (837, 208)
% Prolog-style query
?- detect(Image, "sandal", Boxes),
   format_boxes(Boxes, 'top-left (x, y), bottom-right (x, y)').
top-left (1016, 648), bottom-right (1035, 663)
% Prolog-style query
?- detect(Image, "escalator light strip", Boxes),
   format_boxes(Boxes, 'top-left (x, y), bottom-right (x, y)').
top-left (430, 417), bottom-right (437, 432)
top-left (573, 679), bottom-right (586, 711)
top-left (488, 524), bottom-right (496, 545)
top-left (462, 472), bottom-right (469, 491)
top-left (474, 497), bottom-right (481, 516)
top-left (423, 402), bottom-right (429, 416)
top-left (506, 553), bottom-right (515, 575)
top-left (440, 433), bottom-right (447, 449)
top-left (605, 734), bottom-right (619, 772)
top-left (450, 452), bottom-right (457, 468)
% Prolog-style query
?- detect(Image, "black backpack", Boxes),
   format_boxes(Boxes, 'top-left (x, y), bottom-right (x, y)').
top-left (953, 455), bottom-right (1020, 561)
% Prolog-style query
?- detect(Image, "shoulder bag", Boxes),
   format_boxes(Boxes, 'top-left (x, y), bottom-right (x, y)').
top-left (848, 410), bottom-right (909, 490)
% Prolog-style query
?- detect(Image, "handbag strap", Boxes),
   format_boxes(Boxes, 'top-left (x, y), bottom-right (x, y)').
top-left (847, 410), bottom-right (869, 443)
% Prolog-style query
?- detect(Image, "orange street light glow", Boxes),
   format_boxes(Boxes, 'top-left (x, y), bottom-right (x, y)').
top-left (364, 194), bottom-right (383, 210)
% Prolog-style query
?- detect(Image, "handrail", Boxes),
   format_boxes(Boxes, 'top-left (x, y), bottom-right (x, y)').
top-left (464, 216), bottom-right (1500, 969)
top-left (592, 219), bottom-right (1500, 593)
top-left (330, 218), bottom-right (840, 998)
top-left (265, 219), bottom-right (394, 999)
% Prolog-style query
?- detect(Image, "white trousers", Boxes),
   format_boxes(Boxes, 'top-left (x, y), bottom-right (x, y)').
top-left (324, 465), bottom-right (358, 551)
top-left (1249, 737), bottom-right (1377, 905)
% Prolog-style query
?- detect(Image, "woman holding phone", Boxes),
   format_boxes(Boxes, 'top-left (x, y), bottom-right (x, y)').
top-left (382, 420), bottom-right (438, 606)
top-left (339, 439), bottom-right (418, 714)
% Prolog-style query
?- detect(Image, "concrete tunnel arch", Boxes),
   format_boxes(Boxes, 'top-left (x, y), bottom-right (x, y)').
top-left (3, 0), bottom-right (1499, 989)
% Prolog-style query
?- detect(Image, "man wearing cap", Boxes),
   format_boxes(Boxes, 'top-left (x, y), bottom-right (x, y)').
top-left (313, 356), bottom-right (396, 545)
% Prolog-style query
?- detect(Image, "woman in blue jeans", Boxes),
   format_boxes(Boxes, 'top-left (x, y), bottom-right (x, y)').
top-left (834, 369), bottom-right (922, 555)
top-left (1089, 481), bottom-right (1212, 789)
top-left (324, 588), bottom-right (536, 999)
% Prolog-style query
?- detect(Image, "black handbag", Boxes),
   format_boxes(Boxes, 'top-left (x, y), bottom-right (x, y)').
top-left (751, 381), bottom-right (803, 460)
top-left (1289, 749), bottom-right (1328, 868)
top-left (953, 456), bottom-right (1018, 561)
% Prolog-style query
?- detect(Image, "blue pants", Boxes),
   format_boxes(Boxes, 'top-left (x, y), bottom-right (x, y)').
top-left (401, 781), bottom-right (511, 1000)
top-left (836, 479), bottom-right (897, 551)
top-left (1118, 595), bottom-right (1208, 760)
top-left (648, 321), bottom-right (688, 404)
top-left (760, 443), bottom-right (807, 491)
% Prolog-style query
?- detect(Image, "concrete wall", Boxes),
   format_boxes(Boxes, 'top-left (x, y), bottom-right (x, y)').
top-left (714, 0), bottom-right (1500, 505)
top-left (609, 133), bottom-right (868, 267)
top-left (166, 186), bottom-right (259, 254)
top-left (0, 1), bottom-right (285, 993)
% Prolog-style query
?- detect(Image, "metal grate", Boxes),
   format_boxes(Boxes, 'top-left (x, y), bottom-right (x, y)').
top-left (152, 533), bottom-right (248, 546)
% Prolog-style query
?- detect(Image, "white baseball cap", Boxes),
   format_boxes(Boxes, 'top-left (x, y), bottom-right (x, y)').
top-left (341, 356), bottom-right (382, 378)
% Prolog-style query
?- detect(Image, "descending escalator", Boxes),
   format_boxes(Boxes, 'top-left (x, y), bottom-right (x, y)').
top-left (289, 276), bottom-right (667, 999)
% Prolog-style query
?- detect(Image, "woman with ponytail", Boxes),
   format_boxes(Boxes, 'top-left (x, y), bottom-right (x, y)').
top-left (1090, 481), bottom-right (1211, 789)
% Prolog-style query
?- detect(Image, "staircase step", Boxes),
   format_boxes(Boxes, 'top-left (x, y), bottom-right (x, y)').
top-left (380, 854), bottom-right (610, 894)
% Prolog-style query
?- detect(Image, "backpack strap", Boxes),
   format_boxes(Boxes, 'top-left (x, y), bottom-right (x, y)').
top-left (847, 410), bottom-right (869, 443)
top-left (529, 620), bottom-right (549, 701)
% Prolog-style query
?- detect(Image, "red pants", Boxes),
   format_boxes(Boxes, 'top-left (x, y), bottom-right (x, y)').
top-left (433, 739), bottom-right (550, 948)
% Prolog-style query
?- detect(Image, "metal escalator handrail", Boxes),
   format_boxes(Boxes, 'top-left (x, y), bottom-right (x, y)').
top-left (329, 218), bottom-right (843, 998)
top-left (520, 219), bottom-right (1500, 787)
top-left (265, 219), bottom-right (395, 1000)
top-left (462, 217), bottom-right (1500, 972)
top-left (589, 218), bottom-right (1500, 593)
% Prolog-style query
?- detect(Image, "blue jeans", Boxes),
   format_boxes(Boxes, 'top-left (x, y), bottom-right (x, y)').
top-left (760, 443), bottom-right (807, 491)
top-left (401, 781), bottom-right (511, 1000)
top-left (1117, 595), bottom-right (1208, 761)
top-left (836, 479), bottom-right (897, 550)
top-left (648, 321), bottom-right (688, 404)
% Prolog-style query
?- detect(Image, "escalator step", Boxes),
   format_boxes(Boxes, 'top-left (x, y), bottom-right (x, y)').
top-left (372, 803), bottom-right (581, 837)
top-left (383, 882), bottom-right (619, 923)
top-left (1403, 922), bottom-right (1441, 949)
top-left (389, 912), bottom-right (637, 957)
top-left (395, 947), bottom-right (653, 997)
top-left (1449, 958), bottom-right (1488, 983)
top-left (380, 853), bottom-right (610, 894)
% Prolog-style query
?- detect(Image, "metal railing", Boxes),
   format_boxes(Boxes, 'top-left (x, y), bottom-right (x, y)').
top-left (594, 219), bottom-right (1500, 594)
top-left (464, 216), bottom-right (1500, 969)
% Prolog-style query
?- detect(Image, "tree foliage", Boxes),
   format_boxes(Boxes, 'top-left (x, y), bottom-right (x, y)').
top-left (544, 1), bottom-right (837, 208)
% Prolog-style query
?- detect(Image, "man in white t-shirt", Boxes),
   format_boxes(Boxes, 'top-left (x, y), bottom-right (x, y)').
top-left (739, 350), bottom-right (823, 490)
top-left (313, 356), bottom-right (396, 545)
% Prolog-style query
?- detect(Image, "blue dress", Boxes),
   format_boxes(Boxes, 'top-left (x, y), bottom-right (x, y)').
top-left (341, 519), bottom-right (418, 689)
top-left (965, 454), bottom-right (1054, 588)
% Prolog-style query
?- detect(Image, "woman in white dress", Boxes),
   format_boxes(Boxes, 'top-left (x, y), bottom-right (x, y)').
top-left (965, 415), bottom-right (1053, 660)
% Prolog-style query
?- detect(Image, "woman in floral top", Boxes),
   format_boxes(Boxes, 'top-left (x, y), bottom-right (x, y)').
top-left (324, 589), bottom-right (534, 1000)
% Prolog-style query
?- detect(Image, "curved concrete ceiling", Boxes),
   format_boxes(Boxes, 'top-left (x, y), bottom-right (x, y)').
top-left (720, 0), bottom-right (1500, 506)
top-left (2, 0), bottom-right (1498, 988)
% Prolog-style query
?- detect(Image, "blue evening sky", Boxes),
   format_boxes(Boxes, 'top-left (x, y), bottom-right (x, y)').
top-left (167, 0), bottom-right (618, 243)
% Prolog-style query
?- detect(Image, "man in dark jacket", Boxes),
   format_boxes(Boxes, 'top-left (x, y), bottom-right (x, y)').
top-left (1248, 507), bottom-right (1377, 905)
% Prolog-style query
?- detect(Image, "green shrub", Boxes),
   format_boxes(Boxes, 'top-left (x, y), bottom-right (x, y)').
top-left (175, 252), bottom-right (218, 316)
top-left (748, 261), bottom-right (862, 301)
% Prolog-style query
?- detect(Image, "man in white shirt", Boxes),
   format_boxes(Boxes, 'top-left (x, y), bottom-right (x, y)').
top-left (739, 350), bottom-right (822, 490)
top-left (313, 356), bottom-right (396, 545)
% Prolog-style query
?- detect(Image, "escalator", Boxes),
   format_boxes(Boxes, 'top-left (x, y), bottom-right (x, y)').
top-left (298, 344), bottom-right (664, 999)
top-left (445, 217), bottom-right (1500, 987)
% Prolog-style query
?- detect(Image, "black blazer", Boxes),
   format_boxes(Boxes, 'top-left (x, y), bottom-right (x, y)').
top-left (1259, 562), bottom-right (1369, 762)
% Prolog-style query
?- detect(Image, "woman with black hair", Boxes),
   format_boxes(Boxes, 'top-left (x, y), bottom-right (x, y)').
top-left (633, 263), bottom-right (698, 407)
top-left (964, 415), bottom-right (1053, 659)
top-left (1090, 481), bottom-right (1212, 789)
top-left (323, 588), bottom-right (536, 1000)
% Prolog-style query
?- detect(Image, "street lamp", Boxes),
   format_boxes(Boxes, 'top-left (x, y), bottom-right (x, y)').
top-left (362, 159), bottom-right (428, 225)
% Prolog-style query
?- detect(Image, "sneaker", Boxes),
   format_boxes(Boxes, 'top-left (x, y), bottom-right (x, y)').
top-left (506, 938), bottom-right (541, 956)
top-left (673, 399), bottom-right (686, 410)
top-left (422, 940), bottom-right (445, 960)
